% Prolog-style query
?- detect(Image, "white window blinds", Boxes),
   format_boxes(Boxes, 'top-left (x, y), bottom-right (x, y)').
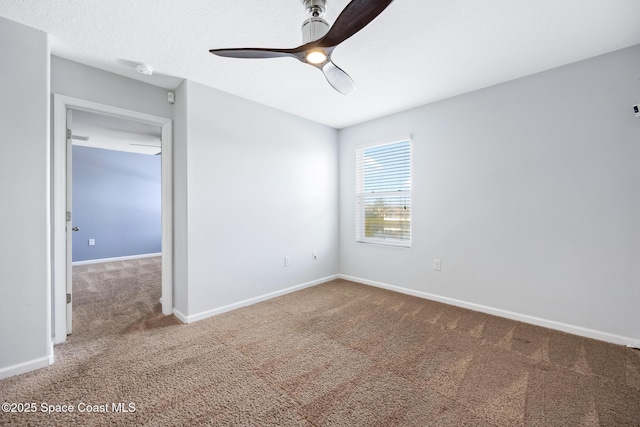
top-left (355, 137), bottom-right (411, 247)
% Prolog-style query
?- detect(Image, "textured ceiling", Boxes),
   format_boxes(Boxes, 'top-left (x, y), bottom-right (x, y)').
top-left (2, 0), bottom-right (640, 128)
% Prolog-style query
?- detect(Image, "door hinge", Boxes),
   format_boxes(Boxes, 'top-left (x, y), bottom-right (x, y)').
top-left (66, 293), bottom-right (71, 304)
top-left (66, 211), bottom-right (71, 222)
top-left (66, 129), bottom-right (72, 139)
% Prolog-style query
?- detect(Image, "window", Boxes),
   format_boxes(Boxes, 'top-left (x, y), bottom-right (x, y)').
top-left (355, 136), bottom-right (411, 247)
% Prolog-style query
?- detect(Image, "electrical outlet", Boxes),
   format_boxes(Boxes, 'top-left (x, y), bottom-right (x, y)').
top-left (88, 239), bottom-right (95, 246)
top-left (312, 251), bottom-right (317, 261)
top-left (433, 259), bottom-right (441, 271)
top-left (284, 256), bottom-right (291, 267)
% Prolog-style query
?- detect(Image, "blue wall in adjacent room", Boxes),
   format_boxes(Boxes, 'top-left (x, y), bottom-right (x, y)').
top-left (72, 146), bottom-right (161, 262)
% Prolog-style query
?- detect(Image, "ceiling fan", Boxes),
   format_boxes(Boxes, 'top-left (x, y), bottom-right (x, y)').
top-left (209, 0), bottom-right (394, 95)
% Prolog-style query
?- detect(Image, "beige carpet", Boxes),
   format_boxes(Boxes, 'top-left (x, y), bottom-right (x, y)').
top-left (1, 257), bottom-right (639, 426)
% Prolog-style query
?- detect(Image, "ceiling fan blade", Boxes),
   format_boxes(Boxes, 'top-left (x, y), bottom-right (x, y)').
top-left (318, 0), bottom-right (394, 48)
top-left (209, 47), bottom-right (298, 60)
top-left (322, 60), bottom-right (355, 95)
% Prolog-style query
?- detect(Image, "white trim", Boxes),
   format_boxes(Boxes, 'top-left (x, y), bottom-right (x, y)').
top-left (0, 357), bottom-right (50, 380)
top-left (177, 275), bottom-right (339, 324)
top-left (356, 238), bottom-right (412, 248)
top-left (48, 341), bottom-right (55, 365)
top-left (52, 94), bottom-right (173, 344)
top-left (72, 253), bottom-right (162, 266)
top-left (339, 274), bottom-right (639, 347)
top-left (159, 119), bottom-right (173, 316)
top-left (45, 41), bottom-right (52, 372)
top-left (172, 308), bottom-right (188, 324)
top-left (354, 133), bottom-right (412, 150)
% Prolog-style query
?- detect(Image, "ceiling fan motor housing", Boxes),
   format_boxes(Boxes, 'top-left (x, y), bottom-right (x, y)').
top-left (302, 17), bottom-right (329, 43)
top-left (301, 0), bottom-right (329, 43)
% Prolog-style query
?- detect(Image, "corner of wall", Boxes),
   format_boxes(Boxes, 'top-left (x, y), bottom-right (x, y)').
top-left (171, 80), bottom-right (189, 316)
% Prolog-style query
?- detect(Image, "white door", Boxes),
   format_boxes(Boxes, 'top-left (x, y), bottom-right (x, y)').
top-left (66, 108), bottom-right (73, 335)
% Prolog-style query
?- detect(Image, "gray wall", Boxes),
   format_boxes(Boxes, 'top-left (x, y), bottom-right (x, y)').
top-left (0, 17), bottom-right (51, 378)
top-left (339, 45), bottom-right (640, 343)
top-left (72, 146), bottom-right (161, 262)
top-left (177, 80), bottom-right (339, 320)
top-left (52, 57), bottom-right (173, 120)
top-left (172, 80), bottom-right (189, 315)
top-left (52, 57), bottom-right (340, 324)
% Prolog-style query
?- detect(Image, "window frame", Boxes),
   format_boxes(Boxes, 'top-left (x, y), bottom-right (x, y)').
top-left (355, 134), bottom-right (412, 248)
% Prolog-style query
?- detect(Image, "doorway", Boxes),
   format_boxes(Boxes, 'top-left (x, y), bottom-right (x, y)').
top-left (52, 95), bottom-right (173, 344)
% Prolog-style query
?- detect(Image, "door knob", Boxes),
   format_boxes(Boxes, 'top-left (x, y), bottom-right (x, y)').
top-left (72, 227), bottom-right (79, 232)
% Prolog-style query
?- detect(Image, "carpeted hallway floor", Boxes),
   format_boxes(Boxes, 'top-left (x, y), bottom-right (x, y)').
top-left (1, 257), bottom-right (639, 426)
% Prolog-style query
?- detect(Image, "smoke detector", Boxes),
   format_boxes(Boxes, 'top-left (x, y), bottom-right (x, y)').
top-left (135, 63), bottom-right (153, 76)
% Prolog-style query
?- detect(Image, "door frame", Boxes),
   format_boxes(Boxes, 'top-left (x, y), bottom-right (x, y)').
top-left (52, 94), bottom-right (173, 344)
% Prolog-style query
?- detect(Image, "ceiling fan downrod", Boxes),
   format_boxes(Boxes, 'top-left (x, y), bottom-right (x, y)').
top-left (301, 0), bottom-right (329, 43)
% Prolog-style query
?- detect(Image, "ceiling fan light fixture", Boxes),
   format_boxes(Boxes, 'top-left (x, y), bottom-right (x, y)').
top-left (306, 50), bottom-right (328, 64)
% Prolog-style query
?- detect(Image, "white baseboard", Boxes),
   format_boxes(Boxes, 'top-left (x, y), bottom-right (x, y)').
top-left (0, 356), bottom-right (50, 380)
top-left (339, 274), bottom-right (638, 347)
top-left (72, 252), bottom-right (161, 266)
top-left (172, 308), bottom-right (188, 324)
top-left (178, 275), bottom-right (339, 324)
